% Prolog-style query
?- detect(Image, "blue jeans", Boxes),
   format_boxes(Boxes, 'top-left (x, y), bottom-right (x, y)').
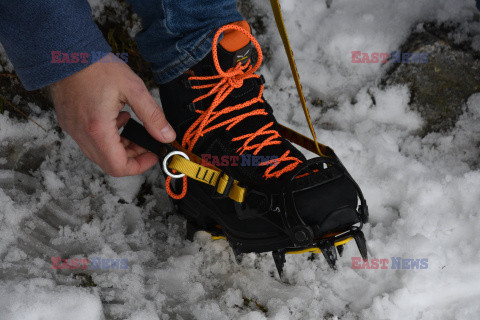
top-left (127, 0), bottom-right (243, 84)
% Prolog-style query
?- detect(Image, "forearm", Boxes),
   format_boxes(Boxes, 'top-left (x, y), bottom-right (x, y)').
top-left (0, 0), bottom-right (111, 90)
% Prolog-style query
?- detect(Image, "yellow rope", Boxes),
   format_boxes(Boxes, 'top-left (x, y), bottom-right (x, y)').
top-left (269, 0), bottom-right (325, 157)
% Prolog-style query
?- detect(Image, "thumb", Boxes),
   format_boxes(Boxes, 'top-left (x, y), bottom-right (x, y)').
top-left (123, 82), bottom-right (176, 143)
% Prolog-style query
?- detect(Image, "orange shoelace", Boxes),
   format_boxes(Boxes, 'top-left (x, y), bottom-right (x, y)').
top-left (166, 24), bottom-right (302, 199)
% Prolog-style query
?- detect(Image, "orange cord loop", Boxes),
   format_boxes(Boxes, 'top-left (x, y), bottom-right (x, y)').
top-left (165, 174), bottom-right (187, 199)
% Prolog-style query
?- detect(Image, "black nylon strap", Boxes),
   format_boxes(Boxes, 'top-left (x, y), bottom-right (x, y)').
top-left (120, 119), bottom-right (168, 157)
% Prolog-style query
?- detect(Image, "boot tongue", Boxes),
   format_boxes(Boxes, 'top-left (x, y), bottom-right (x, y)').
top-left (219, 21), bottom-right (251, 52)
top-left (217, 42), bottom-right (256, 71)
top-left (218, 21), bottom-right (256, 71)
top-left (191, 21), bottom-right (257, 76)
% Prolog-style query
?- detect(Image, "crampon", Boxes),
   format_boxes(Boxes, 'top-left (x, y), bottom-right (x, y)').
top-left (121, 119), bottom-right (368, 277)
top-left (120, 11), bottom-right (369, 278)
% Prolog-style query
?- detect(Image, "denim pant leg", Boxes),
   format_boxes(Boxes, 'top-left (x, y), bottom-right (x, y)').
top-left (127, 0), bottom-right (243, 84)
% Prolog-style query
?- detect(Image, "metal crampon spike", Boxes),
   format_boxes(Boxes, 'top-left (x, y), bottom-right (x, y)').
top-left (272, 250), bottom-right (286, 278)
top-left (354, 231), bottom-right (368, 261)
top-left (231, 247), bottom-right (244, 265)
top-left (234, 253), bottom-right (244, 264)
top-left (336, 244), bottom-right (344, 257)
top-left (185, 221), bottom-right (199, 242)
top-left (319, 242), bottom-right (338, 270)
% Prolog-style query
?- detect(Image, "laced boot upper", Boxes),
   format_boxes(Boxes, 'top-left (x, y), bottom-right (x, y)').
top-left (159, 22), bottom-right (307, 198)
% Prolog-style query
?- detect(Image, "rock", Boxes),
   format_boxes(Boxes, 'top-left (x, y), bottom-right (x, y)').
top-left (383, 22), bottom-right (480, 134)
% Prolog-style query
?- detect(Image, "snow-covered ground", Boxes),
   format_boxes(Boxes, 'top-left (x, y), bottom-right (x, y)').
top-left (1, 0), bottom-right (480, 319)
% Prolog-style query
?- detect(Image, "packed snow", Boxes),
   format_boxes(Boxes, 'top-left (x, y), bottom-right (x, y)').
top-left (1, 0), bottom-right (480, 319)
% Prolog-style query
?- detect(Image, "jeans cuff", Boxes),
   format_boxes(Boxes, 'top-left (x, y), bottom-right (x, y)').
top-left (152, 28), bottom-right (218, 84)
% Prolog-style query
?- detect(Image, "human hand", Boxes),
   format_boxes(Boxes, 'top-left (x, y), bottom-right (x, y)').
top-left (50, 53), bottom-right (176, 177)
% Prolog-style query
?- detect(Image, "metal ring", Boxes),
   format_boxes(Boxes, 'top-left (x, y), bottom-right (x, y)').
top-left (162, 151), bottom-right (190, 179)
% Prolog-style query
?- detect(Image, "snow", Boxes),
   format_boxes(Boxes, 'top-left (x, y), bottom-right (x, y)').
top-left (257, 0), bottom-right (476, 100)
top-left (0, 279), bottom-right (103, 320)
top-left (1, 0), bottom-right (480, 319)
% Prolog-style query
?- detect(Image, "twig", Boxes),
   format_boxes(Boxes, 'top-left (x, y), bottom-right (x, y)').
top-left (0, 96), bottom-right (47, 131)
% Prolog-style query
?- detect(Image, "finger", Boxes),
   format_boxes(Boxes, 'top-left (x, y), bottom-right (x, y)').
top-left (122, 81), bottom-right (176, 143)
top-left (86, 119), bottom-right (135, 176)
top-left (120, 136), bottom-right (131, 148)
top-left (123, 152), bottom-right (159, 176)
top-left (119, 122), bottom-right (151, 156)
top-left (116, 111), bottom-right (131, 129)
top-left (125, 143), bottom-right (150, 158)
top-left (93, 121), bottom-right (159, 176)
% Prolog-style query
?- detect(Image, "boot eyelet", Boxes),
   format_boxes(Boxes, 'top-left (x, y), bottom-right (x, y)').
top-left (181, 77), bottom-right (193, 88)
